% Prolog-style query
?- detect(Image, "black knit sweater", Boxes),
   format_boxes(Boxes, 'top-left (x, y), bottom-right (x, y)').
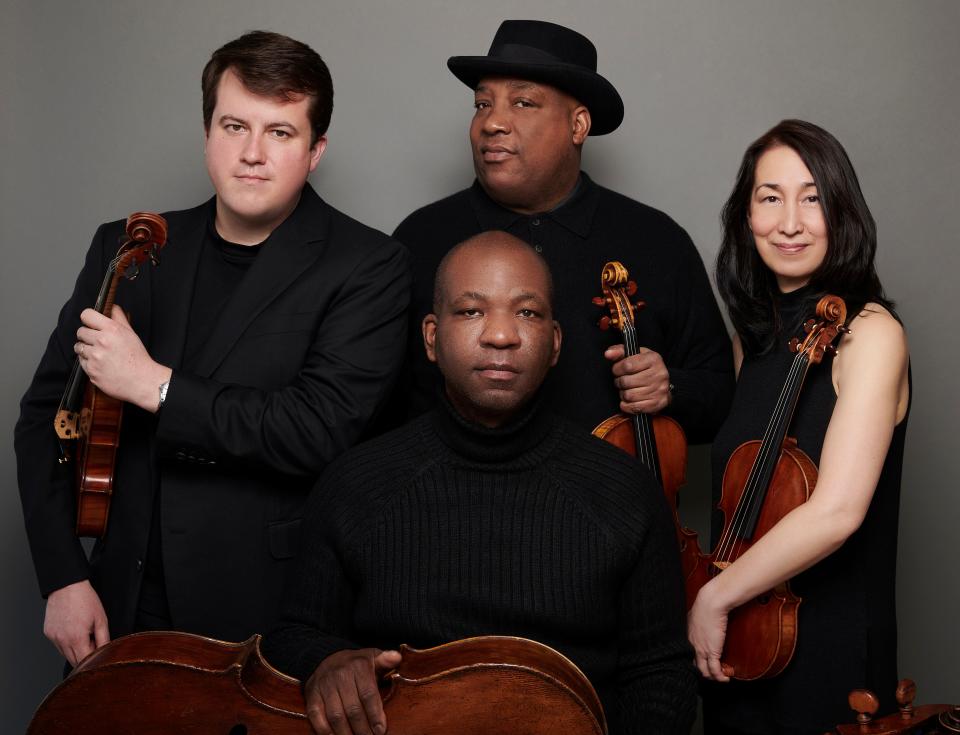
top-left (263, 397), bottom-right (696, 734)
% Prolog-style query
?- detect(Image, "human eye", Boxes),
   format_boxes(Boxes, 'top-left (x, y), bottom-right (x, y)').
top-left (225, 122), bottom-right (246, 133)
top-left (513, 98), bottom-right (536, 109)
top-left (517, 307), bottom-right (542, 319)
top-left (473, 99), bottom-right (490, 110)
top-left (805, 194), bottom-right (821, 204)
top-left (270, 128), bottom-right (291, 139)
top-left (457, 307), bottom-right (482, 317)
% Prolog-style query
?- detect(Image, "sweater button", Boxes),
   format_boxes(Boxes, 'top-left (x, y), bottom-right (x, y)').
top-left (534, 244), bottom-right (543, 253)
top-left (532, 218), bottom-right (541, 226)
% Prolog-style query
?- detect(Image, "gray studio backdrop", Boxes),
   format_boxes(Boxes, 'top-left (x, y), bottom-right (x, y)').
top-left (2, 0), bottom-right (957, 731)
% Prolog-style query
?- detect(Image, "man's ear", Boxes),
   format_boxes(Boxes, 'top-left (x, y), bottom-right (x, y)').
top-left (550, 321), bottom-right (562, 367)
top-left (422, 314), bottom-right (438, 363)
top-left (572, 107), bottom-right (591, 145)
top-left (308, 135), bottom-right (328, 173)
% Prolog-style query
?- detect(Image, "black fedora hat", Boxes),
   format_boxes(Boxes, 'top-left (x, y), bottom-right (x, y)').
top-left (447, 20), bottom-right (624, 136)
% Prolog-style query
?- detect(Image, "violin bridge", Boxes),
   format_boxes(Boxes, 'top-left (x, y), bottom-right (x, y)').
top-left (713, 561), bottom-right (732, 571)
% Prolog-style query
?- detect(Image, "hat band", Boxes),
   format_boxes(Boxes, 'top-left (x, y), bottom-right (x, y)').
top-left (487, 43), bottom-right (565, 65)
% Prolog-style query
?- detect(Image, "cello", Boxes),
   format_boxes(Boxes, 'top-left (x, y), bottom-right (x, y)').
top-left (683, 294), bottom-right (849, 680)
top-left (54, 212), bottom-right (168, 537)
top-left (27, 632), bottom-right (607, 735)
top-left (590, 261), bottom-right (699, 574)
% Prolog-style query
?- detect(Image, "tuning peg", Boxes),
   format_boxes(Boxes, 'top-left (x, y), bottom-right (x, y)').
top-left (124, 262), bottom-right (140, 281)
top-left (598, 316), bottom-right (611, 331)
top-left (896, 679), bottom-right (916, 719)
top-left (635, 300), bottom-right (646, 311)
top-left (804, 319), bottom-right (816, 333)
top-left (592, 296), bottom-right (606, 307)
top-left (839, 325), bottom-right (852, 334)
top-left (626, 281), bottom-right (638, 296)
top-left (150, 245), bottom-right (161, 267)
top-left (788, 337), bottom-right (801, 353)
top-left (823, 344), bottom-right (837, 356)
top-left (848, 689), bottom-right (880, 725)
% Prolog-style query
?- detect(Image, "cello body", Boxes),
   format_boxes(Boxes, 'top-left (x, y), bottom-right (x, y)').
top-left (28, 632), bottom-right (607, 735)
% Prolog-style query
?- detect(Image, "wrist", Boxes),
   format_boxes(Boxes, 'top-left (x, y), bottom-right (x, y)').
top-left (141, 364), bottom-right (173, 414)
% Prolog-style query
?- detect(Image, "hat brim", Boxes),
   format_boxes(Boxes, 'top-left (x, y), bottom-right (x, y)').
top-left (447, 56), bottom-right (624, 136)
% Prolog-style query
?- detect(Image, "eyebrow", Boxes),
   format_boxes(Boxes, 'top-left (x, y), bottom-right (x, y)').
top-left (755, 181), bottom-right (817, 193)
top-left (475, 80), bottom-right (537, 93)
top-left (451, 291), bottom-right (488, 303)
top-left (218, 114), bottom-right (299, 131)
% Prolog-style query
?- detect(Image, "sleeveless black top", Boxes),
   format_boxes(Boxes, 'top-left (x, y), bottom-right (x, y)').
top-left (702, 289), bottom-right (909, 735)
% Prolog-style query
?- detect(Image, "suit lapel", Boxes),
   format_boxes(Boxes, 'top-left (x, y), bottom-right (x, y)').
top-left (149, 200), bottom-right (210, 370)
top-left (190, 184), bottom-right (330, 378)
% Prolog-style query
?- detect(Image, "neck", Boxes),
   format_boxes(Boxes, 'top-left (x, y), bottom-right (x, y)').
top-left (484, 167), bottom-right (581, 216)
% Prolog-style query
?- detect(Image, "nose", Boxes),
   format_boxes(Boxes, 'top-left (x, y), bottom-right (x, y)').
top-left (778, 201), bottom-right (804, 236)
top-left (240, 133), bottom-right (266, 165)
top-left (480, 311), bottom-right (520, 349)
top-left (481, 102), bottom-right (511, 136)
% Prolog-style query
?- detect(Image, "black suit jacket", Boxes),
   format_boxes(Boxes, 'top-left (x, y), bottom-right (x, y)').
top-left (15, 184), bottom-right (411, 641)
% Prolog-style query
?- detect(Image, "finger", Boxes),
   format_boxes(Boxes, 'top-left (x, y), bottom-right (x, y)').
top-left (322, 684), bottom-right (355, 735)
top-left (620, 399), bottom-right (667, 416)
top-left (694, 652), bottom-right (710, 679)
top-left (706, 654), bottom-right (729, 682)
top-left (340, 674), bottom-right (377, 735)
top-left (305, 690), bottom-right (333, 735)
top-left (373, 650), bottom-right (402, 673)
top-left (721, 662), bottom-right (735, 679)
top-left (93, 616), bottom-right (110, 648)
top-left (79, 309), bottom-right (109, 328)
top-left (110, 306), bottom-right (130, 325)
top-left (603, 343), bottom-right (625, 361)
top-left (611, 354), bottom-right (656, 377)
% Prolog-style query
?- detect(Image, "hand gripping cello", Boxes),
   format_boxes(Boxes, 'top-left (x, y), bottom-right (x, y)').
top-left (53, 212), bottom-right (168, 537)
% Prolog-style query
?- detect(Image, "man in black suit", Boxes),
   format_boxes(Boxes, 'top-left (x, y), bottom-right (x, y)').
top-left (15, 31), bottom-right (410, 667)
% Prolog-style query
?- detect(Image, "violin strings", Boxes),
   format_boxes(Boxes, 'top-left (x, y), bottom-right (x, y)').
top-left (714, 348), bottom-right (810, 563)
top-left (616, 291), bottom-right (658, 477)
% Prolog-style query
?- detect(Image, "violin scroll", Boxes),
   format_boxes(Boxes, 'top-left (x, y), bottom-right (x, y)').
top-left (788, 295), bottom-right (849, 364)
top-left (591, 260), bottom-right (644, 332)
top-left (115, 212), bottom-right (168, 281)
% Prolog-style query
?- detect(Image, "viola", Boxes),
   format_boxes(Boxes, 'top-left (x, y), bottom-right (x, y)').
top-left (27, 632), bottom-right (607, 735)
top-left (684, 294), bottom-right (849, 680)
top-left (54, 212), bottom-right (168, 537)
top-left (590, 261), bottom-right (697, 573)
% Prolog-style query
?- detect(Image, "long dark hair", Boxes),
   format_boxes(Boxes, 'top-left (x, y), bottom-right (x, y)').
top-left (716, 119), bottom-right (894, 355)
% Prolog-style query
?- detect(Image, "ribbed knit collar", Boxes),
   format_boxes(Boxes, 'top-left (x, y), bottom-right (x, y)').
top-left (468, 171), bottom-right (601, 239)
top-left (428, 390), bottom-right (559, 466)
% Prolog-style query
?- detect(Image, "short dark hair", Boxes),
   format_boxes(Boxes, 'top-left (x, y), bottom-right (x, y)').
top-left (716, 119), bottom-right (894, 354)
top-left (202, 31), bottom-right (333, 146)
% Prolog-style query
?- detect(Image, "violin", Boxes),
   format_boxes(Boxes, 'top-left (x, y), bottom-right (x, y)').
top-left (27, 632), bottom-right (607, 735)
top-left (590, 261), bottom-right (697, 572)
top-left (54, 212), bottom-right (168, 537)
top-left (684, 294), bottom-right (849, 680)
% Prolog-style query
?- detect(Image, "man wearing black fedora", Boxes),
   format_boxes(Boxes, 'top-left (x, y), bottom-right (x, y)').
top-left (390, 20), bottom-right (733, 443)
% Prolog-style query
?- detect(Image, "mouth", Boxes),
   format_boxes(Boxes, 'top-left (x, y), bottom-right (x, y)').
top-left (236, 174), bottom-right (269, 184)
top-left (480, 145), bottom-right (516, 163)
top-left (772, 242), bottom-right (810, 254)
top-left (476, 363), bottom-right (519, 381)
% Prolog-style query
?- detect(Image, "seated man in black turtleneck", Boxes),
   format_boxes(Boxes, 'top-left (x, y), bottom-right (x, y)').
top-left (263, 231), bottom-right (696, 735)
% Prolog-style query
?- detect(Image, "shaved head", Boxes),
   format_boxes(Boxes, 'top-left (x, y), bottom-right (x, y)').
top-left (433, 231), bottom-right (554, 313)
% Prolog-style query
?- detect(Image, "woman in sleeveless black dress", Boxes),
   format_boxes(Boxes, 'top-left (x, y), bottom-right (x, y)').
top-left (688, 120), bottom-right (911, 735)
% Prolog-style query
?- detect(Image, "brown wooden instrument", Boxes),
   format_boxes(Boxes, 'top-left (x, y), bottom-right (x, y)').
top-left (590, 261), bottom-right (697, 574)
top-left (832, 678), bottom-right (959, 734)
top-left (54, 212), bottom-right (168, 537)
top-left (28, 631), bottom-right (607, 735)
top-left (684, 294), bottom-right (849, 680)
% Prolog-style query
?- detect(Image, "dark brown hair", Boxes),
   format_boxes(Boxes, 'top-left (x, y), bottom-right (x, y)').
top-left (716, 119), bottom-right (894, 355)
top-left (202, 31), bottom-right (333, 145)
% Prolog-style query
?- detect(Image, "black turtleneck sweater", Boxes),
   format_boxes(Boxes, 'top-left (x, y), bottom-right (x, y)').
top-left (263, 398), bottom-right (697, 734)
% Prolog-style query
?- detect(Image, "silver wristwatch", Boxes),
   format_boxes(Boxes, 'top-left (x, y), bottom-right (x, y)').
top-left (157, 380), bottom-right (170, 411)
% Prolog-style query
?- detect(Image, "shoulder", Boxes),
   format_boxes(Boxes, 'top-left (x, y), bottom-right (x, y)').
top-left (311, 416), bottom-right (433, 514)
top-left (394, 188), bottom-right (475, 237)
top-left (841, 303), bottom-right (908, 364)
top-left (591, 181), bottom-right (695, 245)
top-left (546, 419), bottom-right (674, 542)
